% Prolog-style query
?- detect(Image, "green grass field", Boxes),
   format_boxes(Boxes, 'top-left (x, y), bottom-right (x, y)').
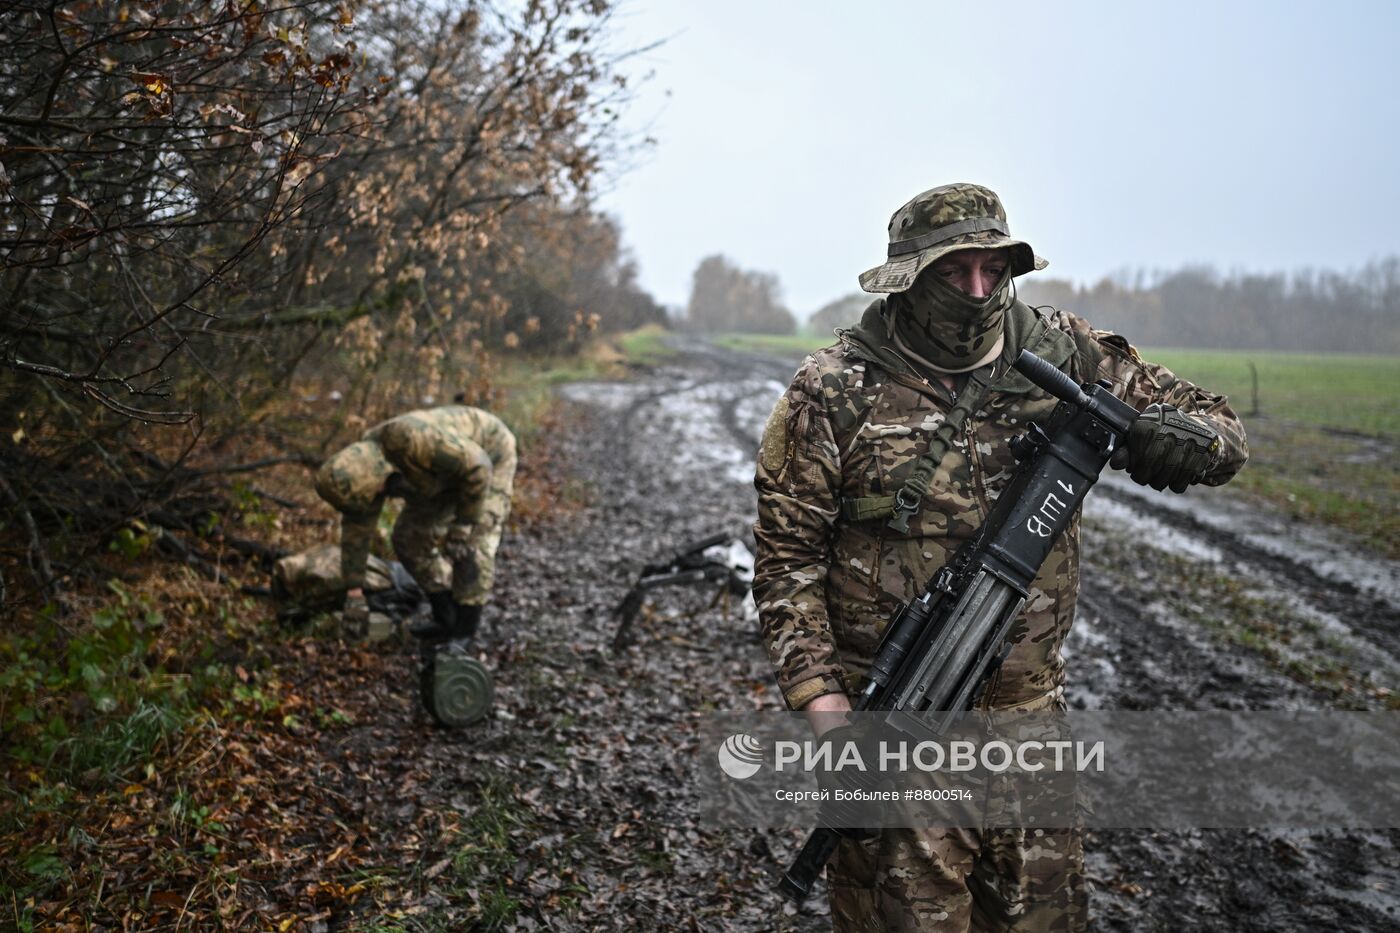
top-left (1131, 351), bottom-right (1398, 556)
top-left (1141, 348), bottom-right (1400, 438)
top-left (714, 333), bottom-right (1400, 556)
top-left (615, 323), bottom-right (676, 366)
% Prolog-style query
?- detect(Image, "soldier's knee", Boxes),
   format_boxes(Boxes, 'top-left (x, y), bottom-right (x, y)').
top-left (969, 828), bottom-right (1085, 932)
top-left (829, 830), bottom-right (979, 932)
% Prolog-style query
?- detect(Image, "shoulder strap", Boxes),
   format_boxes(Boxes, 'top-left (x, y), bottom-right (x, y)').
top-left (839, 303), bottom-right (1056, 530)
top-left (884, 364), bottom-right (997, 534)
top-left (839, 362), bottom-right (1000, 531)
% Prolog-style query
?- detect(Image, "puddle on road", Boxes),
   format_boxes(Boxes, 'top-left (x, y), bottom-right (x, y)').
top-left (1084, 483), bottom-right (1400, 686)
top-left (1059, 607), bottom-right (1120, 710)
top-left (1248, 585), bottom-right (1400, 682)
top-left (1085, 494), bottom-right (1225, 563)
top-left (1100, 474), bottom-right (1400, 610)
top-left (652, 379), bottom-right (767, 484)
top-left (563, 375), bottom-right (778, 486)
top-left (558, 379), bottom-right (663, 411)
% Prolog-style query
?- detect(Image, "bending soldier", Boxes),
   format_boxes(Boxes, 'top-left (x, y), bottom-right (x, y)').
top-left (754, 183), bottom-right (1248, 931)
top-left (315, 405), bottom-right (517, 644)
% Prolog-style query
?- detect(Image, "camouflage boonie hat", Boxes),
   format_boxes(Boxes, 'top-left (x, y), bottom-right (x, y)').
top-left (315, 439), bottom-right (392, 513)
top-left (858, 182), bottom-right (1048, 293)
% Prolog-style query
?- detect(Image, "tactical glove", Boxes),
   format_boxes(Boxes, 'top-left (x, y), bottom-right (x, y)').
top-left (443, 524), bottom-right (474, 562)
top-left (341, 591), bottom-right (370, 637)
top-left (1110, 403), bottom-right (1220, 493)
top-left (444, 526), bottom-right (481, 593)
top-left (814, 723), bottom-right (884, 840)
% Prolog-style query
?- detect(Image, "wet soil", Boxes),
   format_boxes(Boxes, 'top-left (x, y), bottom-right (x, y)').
top-left (370, 337), bottom-right (1400, 930)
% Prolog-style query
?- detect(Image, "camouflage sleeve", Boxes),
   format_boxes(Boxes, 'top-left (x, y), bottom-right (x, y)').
top-left (753, 357), bottom-right (847, 710)
top-left (456, 437), bottom-right (495, 518)
top-left (439, 439), bottom-right (493, 525)
top-left (339, 508), bottom-right (380, 590)
top-left (449, 434), bottom-right (517, 606)
top-left (1051, 309), bottom-right (1249, 485)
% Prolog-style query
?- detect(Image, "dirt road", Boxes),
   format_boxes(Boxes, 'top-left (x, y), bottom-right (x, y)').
top-left (384, 337), bottom-right (1399, 930)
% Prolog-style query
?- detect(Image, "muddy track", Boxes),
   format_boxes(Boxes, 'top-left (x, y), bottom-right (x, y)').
top-left (615, 339), bottom-right (1400, 931)
top-left (663, 338), bottom-right (796, 454)
top-left (1093, 480), bottom-right (1400, 659)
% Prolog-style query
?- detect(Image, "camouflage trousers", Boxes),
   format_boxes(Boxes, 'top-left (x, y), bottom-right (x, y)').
top-left (391, 472), bottom-right (514, 605)
top-left (828, 691), bottom-right (1086, 932)
top-left (827, 824), bottom-right (1084, 932)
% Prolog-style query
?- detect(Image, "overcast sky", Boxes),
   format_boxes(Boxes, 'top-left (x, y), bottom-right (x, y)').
top-left (592, 1), bottom-right (1400, 317)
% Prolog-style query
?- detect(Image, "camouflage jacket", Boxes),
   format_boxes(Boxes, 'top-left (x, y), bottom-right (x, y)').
top-left (316, 406), bottom-right (517, 591)
top-left (753, 299), bottom-right (1248, 711)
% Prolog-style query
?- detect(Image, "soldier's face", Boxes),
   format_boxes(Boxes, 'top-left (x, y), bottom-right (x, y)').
top-left (929, 247), bottom-right (1010, 298)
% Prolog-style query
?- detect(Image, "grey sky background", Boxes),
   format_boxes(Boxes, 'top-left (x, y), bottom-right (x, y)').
top-left (593, 1), bottom-right (1400, 318)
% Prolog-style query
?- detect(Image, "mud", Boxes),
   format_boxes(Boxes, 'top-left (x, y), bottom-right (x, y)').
top-left (374, 337), bottom-right (1399, 930)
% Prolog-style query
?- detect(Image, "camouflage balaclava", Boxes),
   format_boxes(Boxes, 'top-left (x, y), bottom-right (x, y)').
top-left (887, 259), bottom-right (1013, 373)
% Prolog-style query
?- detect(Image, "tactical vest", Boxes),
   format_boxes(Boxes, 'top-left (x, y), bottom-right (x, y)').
top-left (828, 298), bottom-right (1096, 530)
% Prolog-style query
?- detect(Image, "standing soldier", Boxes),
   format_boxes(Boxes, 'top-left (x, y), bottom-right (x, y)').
top-left (315, 405), bottom-right (517, 649)
top-left (754, 183), bottom-right (1248, 930)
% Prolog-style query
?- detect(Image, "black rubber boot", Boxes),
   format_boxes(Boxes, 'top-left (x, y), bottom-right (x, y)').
top-left (410, 590), bottom-right (458, 640)
top-left (453, 603), bottom-right (483, 643)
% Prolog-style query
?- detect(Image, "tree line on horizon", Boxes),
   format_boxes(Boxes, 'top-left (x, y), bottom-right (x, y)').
top-left (1017, 260), bottom-right (1400, 354)
top-left (792, 261), bottom-right (1400, 353)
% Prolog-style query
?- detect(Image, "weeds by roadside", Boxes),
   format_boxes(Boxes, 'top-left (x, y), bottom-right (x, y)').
top-left (615, 324), bottom-right (677, 367)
